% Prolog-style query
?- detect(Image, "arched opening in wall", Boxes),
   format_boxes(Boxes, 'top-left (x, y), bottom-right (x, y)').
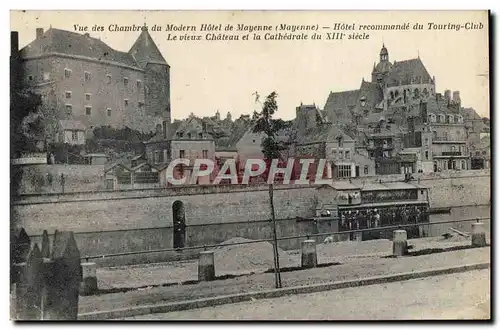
top-left (172, 200), bottom-right (186, 250)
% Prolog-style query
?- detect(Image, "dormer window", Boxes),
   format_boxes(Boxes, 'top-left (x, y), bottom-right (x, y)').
top-left (448, 115), bottom-right (454, 124)
top-left (457, 115), bottom-right (463, 124)
top-left (428, 113), bottom-right (436, 123)
top-left (124, 77), bottom-right (129, 86)
top-left (360, 97), bottom-right (366, 107)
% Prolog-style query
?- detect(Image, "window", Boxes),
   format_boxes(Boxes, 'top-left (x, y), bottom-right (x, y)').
top-left (85, 93), bottom-right (91, 101)
top-left (65, 91), bottom-right (72, 99)
top-left (451, 146), bottom-right (456, 152)
top-left (27, 75), bottom-right (33, 81)
top-left (179, 150), bottom-right (185, 158)
top-left (345, 150), bottom-right (350, 159)
top-left (187, 133), bottom-right (192, 139)
top-left (424, 138), bottom-right (429, 146)
top-left (65, 104), bottom-right (72, 115)
top-left (124, 99), bottom-right (129, 107)
top-left (85, 106), bottom-right (92, 116)
top-left (475, 151), bottom-right (480, 156)
top-left (364, 165), bottom-right (369, 175)
top-left (448, 115), bottom-right (454, 124)
top-left (138, 101), bottom-right (144, 109)
top-left (338, 150), bottom-right (344, 159)
top-left (198, 133), bottom-right (203, 139)
top-left (414, 88), bottom-right (419, 97)
top-left (338, 165), bottom-right (351, 179)
top-left (43, 72), bottom-right (50, 81)
top-left (72, 131), bottom-right (78, 141)
top-left (124, 77), bottom-right (129, 86)
top-left (425, 151), bottom-right (429, 160)
top-left (64, 68), bottom-right (71, 79)
top-left (137, 80), bottom-right (142, 90)
top-left (106, 74), bottom-right (112, 84)
top-left (338, 137), bottom-right (344, 148)
top-left (462, 161), bottom-right (466, 170)
top-left (107, 108), bottom-right (111, 117)
top-left (202, 150), bottom-right (208, 158)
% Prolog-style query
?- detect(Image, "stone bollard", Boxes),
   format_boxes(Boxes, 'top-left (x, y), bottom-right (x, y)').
top-left (392, 230), bottom-right (408, 257)
top-left (301, 240), bottom-right (317, 269)
top-left (79, 262), bottom-right (98, 296)
top-left (198, 251), bottom-right (215, 281)
top-left (471, 222), bottom-right (487, 247)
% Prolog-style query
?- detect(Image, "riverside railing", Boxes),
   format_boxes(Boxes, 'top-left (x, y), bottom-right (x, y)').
top-left (79, 216), bottom-right (489, 262)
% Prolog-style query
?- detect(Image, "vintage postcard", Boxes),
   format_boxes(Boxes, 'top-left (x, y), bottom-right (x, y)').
top-left (9, 10), bottom-right (490, 321)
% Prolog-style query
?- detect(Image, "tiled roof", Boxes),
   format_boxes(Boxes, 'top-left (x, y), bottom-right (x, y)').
top-left (386, 58), bottom-right (432, 86)
top-left (323, 89), bottom-right (360, 119)
top-left (296, 123), bottom-right (353, 145)
top-left (21, 28), bottom-right (138, 67)
top-left (296, 123), bottom-right (331, 145)
top-left (145, 121), bottom-right (182, 143)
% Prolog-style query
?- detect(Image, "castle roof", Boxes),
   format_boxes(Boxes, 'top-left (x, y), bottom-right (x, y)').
top-left (128, 29), bottom-right (168, 68)
top-left (20, 27), bottom-right (167, 70)
top-left (20, 28), bottom-right (138, 67)
top-left (386, 58), bottom-right (432, 86)
top-left (323, 89), bottom-right (360, 118)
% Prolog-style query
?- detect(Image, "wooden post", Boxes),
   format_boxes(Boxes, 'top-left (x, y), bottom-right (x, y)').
top-left (45, 231), bottom-right (82, 320)
top-left (198, 251), bottom-right (215, 281)
top-left (301, 240), bottom-right (317, 269)
top-left (392, 230), bottom-right (408, 257)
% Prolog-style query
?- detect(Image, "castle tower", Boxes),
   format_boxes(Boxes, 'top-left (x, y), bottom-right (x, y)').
top-left (371, 43), bottom-right (393, 84)
top-left (129, 28), bottom-right (171, 124)
top-left (380, 43), bottom-right (389, 62)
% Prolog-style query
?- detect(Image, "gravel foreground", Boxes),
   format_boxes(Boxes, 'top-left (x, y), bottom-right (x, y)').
top-left (79, 246), bottom-right (490, 316)
top-left (96, 234), bottom-right (483, 290)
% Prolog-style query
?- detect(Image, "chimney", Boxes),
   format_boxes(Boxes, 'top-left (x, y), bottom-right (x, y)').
top-left (36, 28), bottom-right (44, 40)
top-left (452, 91), bottom-right (461, 104)
top-left (84, 32), bottom-right (90, 37)
top-left (444, 90), bottom-right (451, 103)
top-left (11, 31), bottom-right (19, 57)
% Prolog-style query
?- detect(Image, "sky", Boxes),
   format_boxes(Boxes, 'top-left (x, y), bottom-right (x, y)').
top-left (10, 10), bottom-right (490, 120)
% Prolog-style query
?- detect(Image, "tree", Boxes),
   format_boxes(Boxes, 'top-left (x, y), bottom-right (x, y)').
top-left (10, 54), bottom-right (45, 243)
top-left (251, 91), bottom-right (290, 289)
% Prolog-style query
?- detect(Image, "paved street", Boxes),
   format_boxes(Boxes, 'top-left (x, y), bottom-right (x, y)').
top-left (124, 269), bottom-right (490, 320)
